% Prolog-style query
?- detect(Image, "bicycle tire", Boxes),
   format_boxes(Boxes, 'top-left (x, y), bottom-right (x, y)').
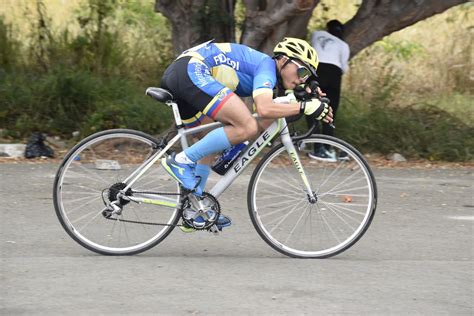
top-left (53, 129), bottom-right (181, 255)
top-left (247, 135), bottom-right (377, 258)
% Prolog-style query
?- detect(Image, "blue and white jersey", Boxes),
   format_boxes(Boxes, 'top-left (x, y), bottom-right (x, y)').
top-left (178, 41), bottom-right (277, 98)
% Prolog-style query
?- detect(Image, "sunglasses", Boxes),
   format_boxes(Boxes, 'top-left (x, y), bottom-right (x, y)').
top-left (289, 59), bottom-right (311, 81)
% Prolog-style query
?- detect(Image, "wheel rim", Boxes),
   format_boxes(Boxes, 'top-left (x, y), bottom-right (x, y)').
top-left (55, 132), bottom-right (180, 254)
top-left (251, 138), bottom-right (375, 257)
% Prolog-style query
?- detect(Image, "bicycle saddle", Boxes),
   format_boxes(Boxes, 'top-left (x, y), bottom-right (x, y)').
top-left (146, 87), bottom-right (174, 103)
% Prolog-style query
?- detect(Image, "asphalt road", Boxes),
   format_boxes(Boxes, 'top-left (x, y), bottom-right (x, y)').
top-left (1, 163), bottom-right (473, 315)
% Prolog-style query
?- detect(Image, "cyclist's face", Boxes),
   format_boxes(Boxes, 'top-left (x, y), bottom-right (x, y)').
top-left (280, 58), bottom-right (309, 89)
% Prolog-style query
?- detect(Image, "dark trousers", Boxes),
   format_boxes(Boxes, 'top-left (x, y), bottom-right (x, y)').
top-left (306, 63), bottom-right (342, 151)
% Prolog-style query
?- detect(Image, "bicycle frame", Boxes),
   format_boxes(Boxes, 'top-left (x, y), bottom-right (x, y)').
top-left (120, 100), bottom-right (315, 208)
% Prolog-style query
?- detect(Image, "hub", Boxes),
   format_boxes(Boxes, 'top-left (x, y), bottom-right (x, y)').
top-left (307, 192), bottom-right (318, 204)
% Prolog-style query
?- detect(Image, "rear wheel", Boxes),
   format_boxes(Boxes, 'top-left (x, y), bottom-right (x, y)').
top-left (248, 135), bottom-right (377, 258)
top-left (53, 129), bottom-right (181, 255)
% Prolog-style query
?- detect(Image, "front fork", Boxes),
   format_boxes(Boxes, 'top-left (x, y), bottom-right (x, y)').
top-left (280, 127), bottom-right (317, 202)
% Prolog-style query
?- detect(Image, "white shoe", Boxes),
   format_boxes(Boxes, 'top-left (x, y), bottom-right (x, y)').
top-left (308, 148), bottom-right (337, 162)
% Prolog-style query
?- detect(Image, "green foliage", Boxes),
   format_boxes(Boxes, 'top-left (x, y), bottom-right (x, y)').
top-left (335, 95), bottom-right (473, 162)
top-left (0, 16), bottom-right (20, 71)
top-left (375, 39), bottom-right (425, 61)
top-left (82, 98), bottom-right (172, 135)
top-left (0, 66), bottom-right (173, 138)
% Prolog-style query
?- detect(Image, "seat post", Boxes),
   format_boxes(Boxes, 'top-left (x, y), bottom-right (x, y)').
top-left (167, 101), bottom-right (190, 149)
top-left (167, 101), bottom-right (183, 127)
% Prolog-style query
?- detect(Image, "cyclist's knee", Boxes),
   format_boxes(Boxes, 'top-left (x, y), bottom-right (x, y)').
top-left (234, 117), bottom-right (258, 142)
top-left (246, 118), bottom-right (259, 138)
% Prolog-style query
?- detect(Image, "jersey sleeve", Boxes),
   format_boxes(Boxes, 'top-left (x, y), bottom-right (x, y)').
top-left (252, 57), bottom-right (277, 98)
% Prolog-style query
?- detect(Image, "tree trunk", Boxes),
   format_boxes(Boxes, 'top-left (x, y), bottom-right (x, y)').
top-left (155, 0), bottom-right (235, 56)
top-left (156, 0), bottom-right (467, 59)
top-left (240, 0), bottom-right (319, 54)
top-left (344, 0), bottom-right (469, 57)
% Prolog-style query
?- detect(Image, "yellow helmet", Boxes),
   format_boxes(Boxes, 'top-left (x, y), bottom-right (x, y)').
top-left (273, 37), bottom-right (319, 72)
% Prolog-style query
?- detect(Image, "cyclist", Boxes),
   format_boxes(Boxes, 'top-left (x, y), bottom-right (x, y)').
top-left (160, 37), bottom-right (333, 230)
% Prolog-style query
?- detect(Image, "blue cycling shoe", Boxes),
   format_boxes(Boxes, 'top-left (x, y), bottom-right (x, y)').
top-left (181, 210), bottom-right (232, 232)
top-left (199, 211), bottom-right (232, 230)
top-left (216, 214), bottom-right (232, 229)
top-left (161, 153), bottom-right (198, 191)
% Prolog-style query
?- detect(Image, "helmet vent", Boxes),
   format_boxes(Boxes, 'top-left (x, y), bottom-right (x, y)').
top-left (287, 46), bottom-right (300, 54)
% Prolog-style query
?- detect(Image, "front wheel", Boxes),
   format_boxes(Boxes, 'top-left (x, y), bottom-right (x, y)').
top-left (248, 135), bottom-right (377, 258)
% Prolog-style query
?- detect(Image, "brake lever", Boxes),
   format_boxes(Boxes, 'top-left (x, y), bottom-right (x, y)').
top-left (317, 97), bottom-right (335, 129)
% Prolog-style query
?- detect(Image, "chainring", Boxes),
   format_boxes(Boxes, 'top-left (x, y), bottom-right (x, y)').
top-left (180, 192), bottom-right (221, 230)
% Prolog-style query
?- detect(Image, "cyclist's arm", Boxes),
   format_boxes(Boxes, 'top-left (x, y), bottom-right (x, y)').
top-left (253, 89), bottom-right (300, 118)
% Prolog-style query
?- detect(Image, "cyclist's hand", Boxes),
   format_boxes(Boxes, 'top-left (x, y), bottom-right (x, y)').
top-left (301, 99), bottom-right (333, 123)
top-left (316, 87), bottom-right (326, 98)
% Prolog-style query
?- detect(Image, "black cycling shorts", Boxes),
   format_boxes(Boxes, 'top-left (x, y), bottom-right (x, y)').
top-left (160, 56), bottom-right (234, 127)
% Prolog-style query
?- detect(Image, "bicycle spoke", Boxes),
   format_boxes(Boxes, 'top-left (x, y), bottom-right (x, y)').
top-left (63, 170), bottom-right (107, 186)
top-left (259, 198), bottom-right (302, 211)
top-left (66, 195), bottom-right (102, 215)
top-left (73, 163), bottom-right (111, 186)
top-left (324, 203), bottom-right (357, 231)
top-left (322, 169), bottom-right (365, 195)
top-left (320, 200), bottom-right (367, 216)
top-left (320, 185), bottom-right (370, 197)
top-left (256, 190), bottom-right (302, 201)
top-left (75, 208), bottom-right (106, 232)
top-left (317, 205), bottom-right (341, 244)
top-left (268, 199), bottom-right (306, 234)
top-left (62, 190), bottom-right (100, 196)
top-left (316, 161), bottom-right (346, 193)
top-left (283, 202), bottom-right (310, 245)
top-left (259, 166), bottom-right (305, 194)
top-left (63, 183), bottom-right (103, 194)
top-left (62, 194), bottom-right (102, 205)
top-left (276, 156), bottom-right (309, 191)
top-left (325, 204), bottom-right (362, 227)
top-left (322, 202), bottom-right (368, 207)
top-left (130, 206), bottom-right (153, 238)
top-left (258, 178), bottom-right (304, 196)
top-left (258, 198), bottom-right (305, 218)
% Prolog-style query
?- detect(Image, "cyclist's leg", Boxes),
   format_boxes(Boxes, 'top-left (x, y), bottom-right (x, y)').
top-left (180, 93), bottom-right (257, 186)
top-left (214, 94), bottom-right (258, 144)
top-left (190, 116), bottom-right (215, 194)
top-left (178, 58), bottom-right (258, 163)
top-left (188, 102), bottom-right (260, 193)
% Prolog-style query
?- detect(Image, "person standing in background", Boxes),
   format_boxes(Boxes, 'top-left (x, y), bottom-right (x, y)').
top-left (308, 19), bottom-right (350, 161)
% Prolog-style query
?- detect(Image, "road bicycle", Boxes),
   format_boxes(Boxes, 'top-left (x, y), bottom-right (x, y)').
top-left (53, 87), bottom-right (377, 258)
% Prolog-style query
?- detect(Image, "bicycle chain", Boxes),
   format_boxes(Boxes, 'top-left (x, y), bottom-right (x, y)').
top-left (105, 216), bottom-right (182, 227)
top-left (103, 190), bottom-right (183, 227)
